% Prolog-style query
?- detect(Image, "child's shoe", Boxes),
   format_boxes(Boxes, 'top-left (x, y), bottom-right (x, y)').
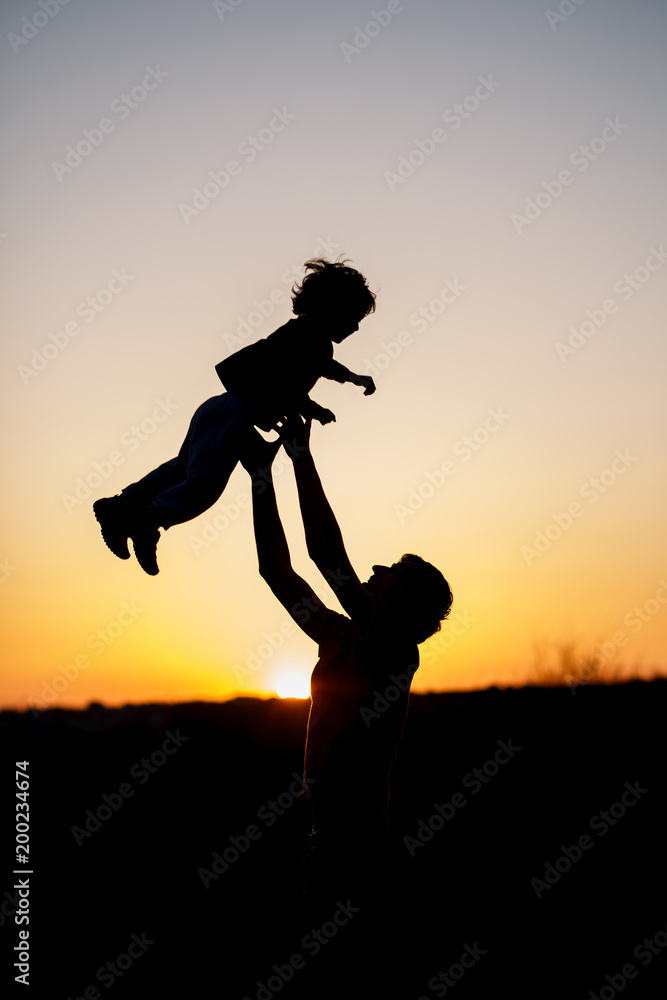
top-left (93, 496), bottom-right (132, 560)
top-left (130, 513), bottom-right (161, 576)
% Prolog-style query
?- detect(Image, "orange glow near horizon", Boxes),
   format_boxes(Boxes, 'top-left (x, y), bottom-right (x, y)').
top-left (2, 2), bottom-right (666, 713)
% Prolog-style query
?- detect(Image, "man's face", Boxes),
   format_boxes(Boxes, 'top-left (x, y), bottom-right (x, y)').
top-left (364, 561), bottom-right (419, 606)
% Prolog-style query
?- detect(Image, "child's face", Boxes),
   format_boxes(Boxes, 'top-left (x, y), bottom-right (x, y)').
top-left (314, 312), bottom-right (362, 342)
top-left (331, 318), bottom-right (359, 343)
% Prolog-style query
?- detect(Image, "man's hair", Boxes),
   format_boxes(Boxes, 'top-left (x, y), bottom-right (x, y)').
top-left (291, 257), bottom-right (376, 319)
top-left (398, 554), bottom-right (453, 644)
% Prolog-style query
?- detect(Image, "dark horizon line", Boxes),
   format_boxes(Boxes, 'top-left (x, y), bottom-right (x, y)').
top-left (2, 675), bottom-right (665, 716)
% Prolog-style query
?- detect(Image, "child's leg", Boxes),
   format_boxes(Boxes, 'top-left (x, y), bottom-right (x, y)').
top-left (94, 419), bottom-right (196, 563)
top-left (94, 393), bottom-right (252, 573)
top-left (143, 392), bottom-right (251, 529)
top-left (120, 443), bottom-right (190, 510)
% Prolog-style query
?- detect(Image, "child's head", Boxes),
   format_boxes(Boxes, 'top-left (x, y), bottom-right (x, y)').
top-left (292, 258), bottom-right (376, 339)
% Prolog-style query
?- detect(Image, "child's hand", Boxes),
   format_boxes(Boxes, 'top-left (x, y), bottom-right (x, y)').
top-left (315, 408), bottom-right (336, 425)
top-left (356, 375), bottom-right (376, 396)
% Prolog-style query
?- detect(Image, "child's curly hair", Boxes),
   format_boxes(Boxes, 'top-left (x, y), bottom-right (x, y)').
top-left (292, 257), bottom-right (376, 319)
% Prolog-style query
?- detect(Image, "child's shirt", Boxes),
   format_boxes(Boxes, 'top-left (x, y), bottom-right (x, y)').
top-left (215, 317), bottom-right (349, 426)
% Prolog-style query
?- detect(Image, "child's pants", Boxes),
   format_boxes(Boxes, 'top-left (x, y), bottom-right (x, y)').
top-left (121, 392), bottom-right (252, 529)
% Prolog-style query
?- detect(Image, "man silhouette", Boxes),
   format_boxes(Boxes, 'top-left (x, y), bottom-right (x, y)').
top-left (241, 414), bottom-right (453, 912)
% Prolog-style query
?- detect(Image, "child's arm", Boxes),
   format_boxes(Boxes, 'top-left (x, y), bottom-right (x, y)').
top-left (296, 394), bottom-right (336, 425)
top-left (321, 359), bottom-right (376, 396)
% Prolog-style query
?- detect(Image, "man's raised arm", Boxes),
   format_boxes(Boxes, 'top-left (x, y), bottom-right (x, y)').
top-left (240, 429), bottom-right (329, 644)
top-left (280, 415), bottom-right (373, 632)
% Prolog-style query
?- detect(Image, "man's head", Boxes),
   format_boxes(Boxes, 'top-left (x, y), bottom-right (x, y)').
top-left (291, 257), bottom-right (376, 340)
top-left (365, 554), bottom-right (453, 644)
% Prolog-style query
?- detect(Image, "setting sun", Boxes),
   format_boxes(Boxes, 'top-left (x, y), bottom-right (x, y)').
top-left (276, 671), bottom-right (311, 699)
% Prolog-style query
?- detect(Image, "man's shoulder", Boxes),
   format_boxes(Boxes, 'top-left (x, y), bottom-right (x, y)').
top-left (314, 607), bottom-right (360, 656)
top-left (318, 608), bottom-right (354, 642)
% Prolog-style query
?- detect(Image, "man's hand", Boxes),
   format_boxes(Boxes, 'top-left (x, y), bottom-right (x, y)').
top-left (353, 374), bottom-right (376, 396)
top-left (277, 413), bottom-right (312, 462)
top-left (239, 427), bottom-right (282, 475)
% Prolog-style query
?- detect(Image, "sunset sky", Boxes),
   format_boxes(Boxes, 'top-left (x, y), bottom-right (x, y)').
top-left (2, 0), bottom-right (666, 710)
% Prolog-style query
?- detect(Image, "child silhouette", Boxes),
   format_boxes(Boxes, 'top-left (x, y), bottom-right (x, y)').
top-left (93, 258), bottom-right (376, 574)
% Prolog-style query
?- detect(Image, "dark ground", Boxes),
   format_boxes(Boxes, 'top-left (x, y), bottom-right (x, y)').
top-left (1, 680), bottom-right (666, 999)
